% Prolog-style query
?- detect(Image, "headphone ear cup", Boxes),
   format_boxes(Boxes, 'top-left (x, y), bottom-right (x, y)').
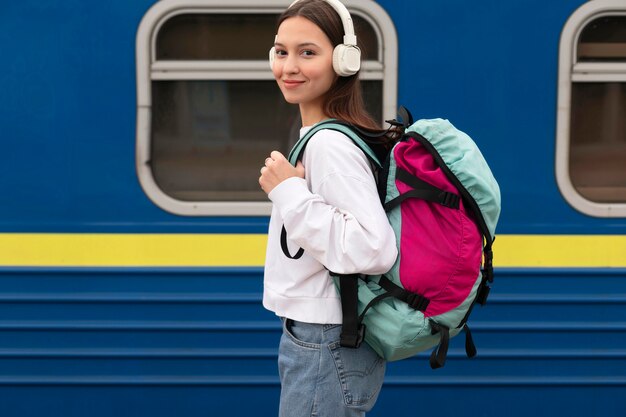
top-left (332, 44), bottom-right (361, 77)
top-left (269, 47), bottom-right (275, 70)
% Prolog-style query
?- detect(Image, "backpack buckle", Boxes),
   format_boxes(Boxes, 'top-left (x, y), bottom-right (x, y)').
top-left (405, 292), bottom-right (430, 312)
top-left (340, 324), bottom-right (366, 348)
top-left (440, 192), bottom-right (460, 209)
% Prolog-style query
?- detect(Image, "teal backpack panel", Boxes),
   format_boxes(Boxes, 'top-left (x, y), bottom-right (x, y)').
top-left (407, 119), bottom-right (501, 239)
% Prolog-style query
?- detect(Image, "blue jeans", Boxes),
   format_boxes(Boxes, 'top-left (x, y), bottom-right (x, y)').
top-left (278, 318), bottom-right (386, 417)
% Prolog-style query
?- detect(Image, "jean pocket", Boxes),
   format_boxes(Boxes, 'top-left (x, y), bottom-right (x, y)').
top-left (328, 341), bottom-right (386, 410)
top-left (283, 319), bottom-right (321, 349)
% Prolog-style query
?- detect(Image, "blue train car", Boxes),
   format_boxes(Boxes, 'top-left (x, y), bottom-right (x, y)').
top-left (1, 0), bottom-right (625, 416)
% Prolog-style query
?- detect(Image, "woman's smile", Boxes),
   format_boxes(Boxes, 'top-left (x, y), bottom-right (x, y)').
top-left (282, 79), bottom-right (306, 89)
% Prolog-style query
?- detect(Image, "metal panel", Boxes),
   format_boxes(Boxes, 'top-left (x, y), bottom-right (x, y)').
top-left (0, 267), bottom-right (625, 416)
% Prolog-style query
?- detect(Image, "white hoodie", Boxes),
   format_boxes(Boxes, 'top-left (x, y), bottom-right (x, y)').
top-left (263, 126), bottom-right (398, 324)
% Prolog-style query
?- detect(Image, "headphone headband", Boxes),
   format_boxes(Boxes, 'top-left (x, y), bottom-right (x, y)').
top-left (288, 0), bottom-right (357, 46)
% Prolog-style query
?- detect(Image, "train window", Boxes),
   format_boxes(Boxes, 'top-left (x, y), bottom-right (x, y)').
top-left (136, 0), bottom-right (397, 216)
top-left (150, 79), bottom-right (383, 202)
top-left (155, 13), bottom-right (379, 61)
top-left (556, 1), bottom-right (626, 217)
top-left (577, 16), bottom-right (626, 62)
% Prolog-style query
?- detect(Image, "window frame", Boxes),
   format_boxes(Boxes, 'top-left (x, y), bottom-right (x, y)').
top-left (556, 0), bottom-right (626, 217)
top-left (136, 0), bottom-right (398, 216)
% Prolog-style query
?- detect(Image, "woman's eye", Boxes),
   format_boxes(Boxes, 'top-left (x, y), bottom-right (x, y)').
top-left (276, 49), bottom-right (287, 57)
top-left (301, 50), bottom-right (315, 57)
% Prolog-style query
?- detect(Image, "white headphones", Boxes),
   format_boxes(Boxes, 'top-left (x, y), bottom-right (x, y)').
top-left (269, 0), bottom-right (361, 77)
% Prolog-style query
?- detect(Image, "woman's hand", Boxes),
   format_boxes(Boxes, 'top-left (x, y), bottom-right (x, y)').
top-left (259, 150), bottom-right (305, 195)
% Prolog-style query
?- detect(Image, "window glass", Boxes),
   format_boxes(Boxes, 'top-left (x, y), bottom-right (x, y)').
top-left (150, 80), bottom-right (383, 201)
top-left (353, 16), bottom-right (379, 60)
top-left (157, 14), bottom-right (276, 60)
top-left (156, 14), bottom-right (378, 60)
top-left (362, 80), bottom-right (383, 122)
top-left (569, 82), bottom-right (626, 203)
top-left (577, 16), bottom-right (626, 62)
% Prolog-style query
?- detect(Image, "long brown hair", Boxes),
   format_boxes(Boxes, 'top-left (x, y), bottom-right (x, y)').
top-left (276, 0), bottom-right (400, 148)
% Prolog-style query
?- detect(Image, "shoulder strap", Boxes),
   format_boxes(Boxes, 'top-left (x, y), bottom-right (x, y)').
top-left (280, 121), bottom-right (381, 261)
top-left (287, 121), bottom-right (382, 169)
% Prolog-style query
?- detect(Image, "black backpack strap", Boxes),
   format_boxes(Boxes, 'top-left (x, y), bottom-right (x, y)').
top-left (429, 321), bottom-right (450, 369)
top-left (338, 274), bottom-right (366, 348)
top-left (476, 239), bottom-right (494, 305)
top-left (386, 106), bottom-right (414, 129)
top-left (339, 274), bottom-right (431, 349)
top-left (375, 275), bottom-right (430, 312)
top-left (464, 324), bottom-right (477, 358)
top-left (383, 167), bottom-right (460, 212)
top-left (430, 320), bottom-right (477, 369)
top-left (280, 225), bottom-right (304, 260)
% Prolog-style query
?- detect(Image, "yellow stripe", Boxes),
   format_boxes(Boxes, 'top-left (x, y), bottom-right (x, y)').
top-left (495, 235), bottom-right (626, 267)
top-left (0, 233), bottom-right (624, 268)
top-left (0, 234), bottom-right (267, 267)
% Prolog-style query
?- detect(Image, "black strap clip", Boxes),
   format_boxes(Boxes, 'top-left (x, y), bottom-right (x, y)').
top-left (340, 323), bottom-right (366, 348)
top-left (405, 292), bottom-right (430, 311)
top-left (338, 274), bottom-right (366, 349)
top-left (385, 105), bottom-right (414, 130)
top-left (440, 192), bottom-right (460, 209)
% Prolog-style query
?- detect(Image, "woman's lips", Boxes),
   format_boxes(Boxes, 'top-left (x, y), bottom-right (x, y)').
top-left (283, 79), bottom-right (305, 89)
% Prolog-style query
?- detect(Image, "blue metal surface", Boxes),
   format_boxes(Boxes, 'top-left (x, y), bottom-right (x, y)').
top-left (0, 267), bottom-right (625, 416)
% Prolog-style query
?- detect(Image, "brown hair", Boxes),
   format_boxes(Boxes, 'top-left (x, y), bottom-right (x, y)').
top-left (277, 0), bottom-right (400, 148)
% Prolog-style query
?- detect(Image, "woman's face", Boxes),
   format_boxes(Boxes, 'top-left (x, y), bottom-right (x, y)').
top-left (272, 16), bottom-right (337, 113)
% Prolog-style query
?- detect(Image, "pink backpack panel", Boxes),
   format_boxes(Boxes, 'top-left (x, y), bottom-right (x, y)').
top-left (394, 140), bottom-right (483, 317)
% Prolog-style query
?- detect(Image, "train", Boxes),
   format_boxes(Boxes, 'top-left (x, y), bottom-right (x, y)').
top-left (1, 0), bottom-right (625, 415)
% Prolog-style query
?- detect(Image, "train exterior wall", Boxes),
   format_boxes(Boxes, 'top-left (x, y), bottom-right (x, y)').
top-left (1, 0), bottom-right (625, 416)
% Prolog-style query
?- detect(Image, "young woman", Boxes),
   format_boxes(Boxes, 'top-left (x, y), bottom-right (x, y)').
top-left (259, 1), bottom-right (398, 416)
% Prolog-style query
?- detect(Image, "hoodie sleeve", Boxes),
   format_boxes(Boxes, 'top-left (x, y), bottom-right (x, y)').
top-left (268, 129), bottom-right (397, 275)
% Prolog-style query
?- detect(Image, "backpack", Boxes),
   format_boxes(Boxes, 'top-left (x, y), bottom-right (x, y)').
top-left (284, 107), bottom-right (501, 369)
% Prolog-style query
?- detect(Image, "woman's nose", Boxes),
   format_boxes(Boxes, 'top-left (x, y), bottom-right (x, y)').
top-left (283, 55), bottom-right (300, 74)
